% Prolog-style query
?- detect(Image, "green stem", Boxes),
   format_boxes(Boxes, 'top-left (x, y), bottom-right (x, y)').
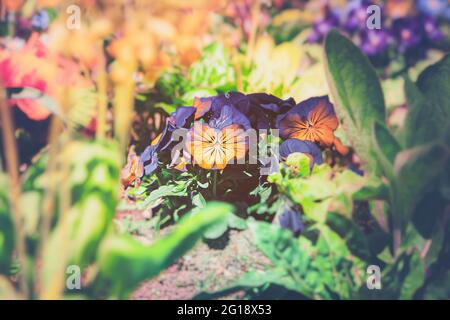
top-left (212, 170), bottom-right (218, 199)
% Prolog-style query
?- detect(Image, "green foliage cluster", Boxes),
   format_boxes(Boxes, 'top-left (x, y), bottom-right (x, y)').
top-left (199, 31), bottom-right (450, 300)
top-left (0, 139), bottom-right (232, 299)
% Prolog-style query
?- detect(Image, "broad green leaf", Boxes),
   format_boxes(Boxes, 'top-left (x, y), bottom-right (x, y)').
top-left (202, 217), bottom-right (228, 240)
top-left (324, 30), bottom-right (385, 172)
top-left (392, 143), bottom-right (449, 233)
top-left (416, 54), bottom-right (450, 121)
top-left (40, 140), bottom-right (121, 297)
top-left (399, 252), bottom-right (425, 299)
top-left (352, 176), bottom-right (389, 201)
top-left (374, 122), bottom-right (401, 164)
top-left (403, 77), bottom-right (447, 148)
top-left (95, 202), bottom-right (232, 298)
top-left (325, 212), bottom-right (372, 261)
top-left (194, 270), bottom-right (299, 300)
top-left (372, 122), bottom-right (401, 182)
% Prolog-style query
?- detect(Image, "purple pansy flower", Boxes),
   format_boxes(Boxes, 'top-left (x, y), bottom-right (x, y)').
top-left (140, 145), bottom-right (158, 176)
top-left (359, 29), bottom-right (391, 56)
top-left (208, 104), bottom-right (251, 131)
top-left (140, 106), bottom-right (195, 175)
top-left (279, 138), bottom-right (323, 167)
top-left (155, 106), bottom-right (195, 152)
top-left (31, 10), bottom-right (50, 31)
top-left (417, 0), bottom-right (450, 20)
top-left (391, 17), bottom-right (424, 53)
top-left (279, 203), bottom-right (304, 236)
top-left (308, 6), bottom-right (341, 43)
top-left (422, 15), bottom-right (443, 42)
top-left (275, 96), bottom-right (349, 156)
top-left (247, 93), bottom-right (295, 129)
top-left (344, 0), bottom-right (379, 33)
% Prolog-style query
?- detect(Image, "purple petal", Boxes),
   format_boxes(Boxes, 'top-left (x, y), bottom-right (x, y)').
top-left (211, 92), bottom-right (250, 116)
top-left (279, 204), bottom-right (304, 236)
top-left (140, 145), bottom-right (159, 175)
top-left (169, 106), bottom-right (196, 128)
top-left (279, 139), bottom-right (323, 166)
top-left (209, 104), bottom-right (251, 130)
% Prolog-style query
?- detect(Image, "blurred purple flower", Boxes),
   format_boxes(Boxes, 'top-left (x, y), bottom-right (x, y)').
top-left (417, 0), bottom-right (450, 20)
top-left (345, 0), bottom-right (377, 33)
top-left (422, 15), bottom-right (443, 42)
top-left (391, 17), bottom-right (423, 53)
top-left (31, 10), bottom-right (50, 31)
top-left (359, 29), bottom-right (391, 56)
top-left (308, 6), bottom-right (341, 43)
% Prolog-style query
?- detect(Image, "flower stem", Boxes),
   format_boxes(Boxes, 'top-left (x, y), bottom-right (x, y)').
top-left (213, 170), bottom-right (218, 199)
top-left (0, 87), bottom-right (28, 297)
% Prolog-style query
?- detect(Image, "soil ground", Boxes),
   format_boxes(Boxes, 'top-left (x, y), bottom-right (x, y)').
top-left (115, 206), bottom-right (271, 300)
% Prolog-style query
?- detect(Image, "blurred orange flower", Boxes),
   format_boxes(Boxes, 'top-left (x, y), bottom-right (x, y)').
top-left (0, 33), bottom-right (92, 120)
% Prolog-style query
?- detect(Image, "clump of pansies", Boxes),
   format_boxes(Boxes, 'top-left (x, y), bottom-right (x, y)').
top-left (132, 93), bottom-right (348, 178)
top-left (123, 92), bottom-right (350, 235)
top-left (308, 0), bottom-right (445, 66)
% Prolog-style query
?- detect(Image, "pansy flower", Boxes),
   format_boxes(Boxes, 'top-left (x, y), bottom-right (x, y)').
top-left (276, 96), bottom-right (349, 155)
top-left (391, 17), bottom-right (423, 53)
top-left (417, 0), bottom-right (450, 20)
top-left (193, 92), bottom-right (250, 122)
top-left (140, 106), bottom-right (195, 175)
top-left (359, 29), bottom-right (391, 56)
top-left (308, 5), bottom-right (341, 43)
top-left (279, 138), bottom-right (323, 167)
top-left (186, 122), bottom-right (247, 170)
top-left (279, 203), bottom-right (304, 236)
top-left (422, 15), bottom-right (443, 42)
top-left (154, 106), bottom-right (196, 152)
top-left (195, 92), bottom-right (295, 130)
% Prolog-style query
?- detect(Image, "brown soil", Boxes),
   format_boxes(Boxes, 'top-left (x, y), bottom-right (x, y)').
top-left (115, 206), bottom-right (271, 300)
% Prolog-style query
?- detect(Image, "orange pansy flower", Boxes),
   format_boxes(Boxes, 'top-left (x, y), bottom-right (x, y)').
top-left (186, 122), bottom-right (247, 170)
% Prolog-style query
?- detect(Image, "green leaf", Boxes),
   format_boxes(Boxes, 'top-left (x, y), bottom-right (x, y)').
top-left (0, 174), bottom-right (14, 275)
top-left (372, 122), bottom-right (401, 182)
top-left (374, 122), bottom-right (401, 164)
top-left (188, 43), bottom-right (236, 92)
top-left (324, 30), bottom-right (385, 172)
top-left (392, 143), bottom-right (449, 233)
top-left (96, 202), bottom-right (232, 298)
top-left (140, 184), bottom-right (187, 208)
top-left (192, 192), bottom-right (206, 208)
top-left (203, 218), bottom-right (228, 239)
top-left (325, 212), bottom-right (372, 261)
top-left (352, 176), bottom-right (389, 201)
top-left (403, 77), bottom-right (447, 148)
top-left (228, 214), bottom-right (247, 230)
top-left (416, 54), bottom-right (450, 123)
